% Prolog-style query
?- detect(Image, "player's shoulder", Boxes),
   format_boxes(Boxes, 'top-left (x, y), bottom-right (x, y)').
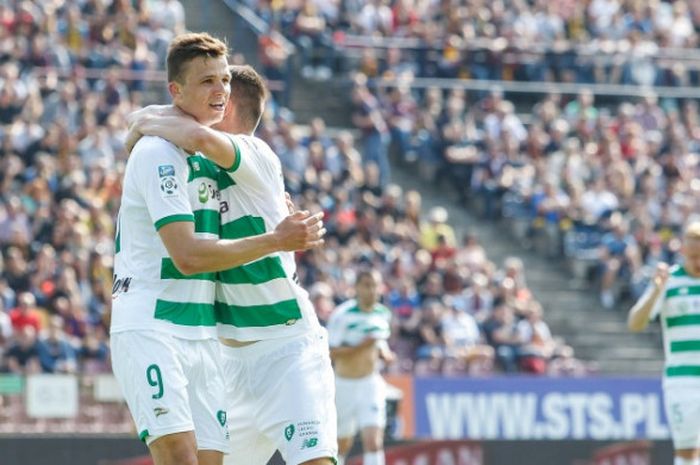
top-left (132, 135), bottom-right (178, 152)
top-left (332, 299), bottom-right (358, 316)
top-left (669, 264), bottom-right (688, 278)
top-left (131, 136), bottom-right (182, 162)
top-left (375, 303), bottom-right (392, 317)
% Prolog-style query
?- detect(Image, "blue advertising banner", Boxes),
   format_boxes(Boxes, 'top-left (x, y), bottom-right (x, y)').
top-left (414, 377), bottom-right (669, 440)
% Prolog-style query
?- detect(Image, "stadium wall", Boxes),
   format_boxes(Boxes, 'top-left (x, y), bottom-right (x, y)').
top-left (0, 436), bottom-right (672, 465)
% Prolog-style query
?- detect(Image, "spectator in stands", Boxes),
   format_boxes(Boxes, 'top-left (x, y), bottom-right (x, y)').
top-left (441, 299), bottom-right (494, 376)
top-left (482, 299), bottom-right (523, 373)
top-left (36, 315), bottom-right (77, 374)
top-left (419, 206), bottom-right (456, 252)
top-left (414, 298), bottom-right (445, 375)
top-left (515, 301), bottom-right (555, 374)
top-left (598, 213), bottom-right (642, 309)
top-left (8, 291), bottom-right (41, 334)
top-left (351, 74), bottom-right (391, 185)
top-left (5, 325), bottom-right (40, 375)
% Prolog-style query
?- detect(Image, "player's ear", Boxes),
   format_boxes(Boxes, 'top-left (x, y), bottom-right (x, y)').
top-left (224, 99), bottom-right (234, 118)
top-left (168, 81), bottom-right (181, 100)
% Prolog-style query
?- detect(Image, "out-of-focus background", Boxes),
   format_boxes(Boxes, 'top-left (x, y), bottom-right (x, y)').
top-left (1, 0), bottom-right (698, 463)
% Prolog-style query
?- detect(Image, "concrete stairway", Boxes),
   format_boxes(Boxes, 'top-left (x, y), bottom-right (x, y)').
top-left (390, 164), bottom-right (666, 376)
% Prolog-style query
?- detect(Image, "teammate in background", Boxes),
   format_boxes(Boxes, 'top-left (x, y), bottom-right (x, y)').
top-left (112, 36), bottom-right (325, 465)
top-left (126, 65), bottom-right (337, 465)
top-left (327, 270), bottom-right (395, 465)
top-left (628, 221), bottom-right (700, 465)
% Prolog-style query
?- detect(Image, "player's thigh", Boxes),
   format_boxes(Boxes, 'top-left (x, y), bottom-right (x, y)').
top-left (223, 428), bottom-right (276, 465)
top-left (335, 376), bottom-right (360, 439)
top-left (258, 333), bottom-right (338, 465)
top-left (186, 339), bottom-right (230, 454)
top-left (221, 348), bottom-right (276, 465)
top-left (111, 332), bottom-right (194, 444)
top-left (357, 374), bottom-right (387, 432)
top-left (664, 386), bottom-right (700, 450)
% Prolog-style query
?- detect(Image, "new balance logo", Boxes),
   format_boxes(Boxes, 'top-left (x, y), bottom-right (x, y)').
top-left (301, 438), bottom-right (318, 449)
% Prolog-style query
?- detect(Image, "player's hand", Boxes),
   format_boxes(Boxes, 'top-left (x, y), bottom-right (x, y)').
top-left (382, 349), bottom-right (397, 364)
top-left (127, 104), bottom-right (180, 129)
top-left (652, 262), bottom-right (670, 289)
top-left (273, 211), bottom-right (326, 252)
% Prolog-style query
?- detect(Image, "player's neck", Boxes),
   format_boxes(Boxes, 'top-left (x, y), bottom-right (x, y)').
top-left (358, 300), bottom-right (376, 312)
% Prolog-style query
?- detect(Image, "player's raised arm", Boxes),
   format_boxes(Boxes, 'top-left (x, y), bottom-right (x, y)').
top-left (127, 104), bottom-right (239, 170)
top-left (627, 262), bottom-right (669, 332)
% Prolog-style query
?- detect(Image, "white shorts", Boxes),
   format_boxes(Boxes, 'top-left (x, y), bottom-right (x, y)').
top-left (335, 373), bottom-right (386, 438)
top-left (111, 331), bottom-right (229, 452)
top-left (221, 328), bottom-right (337, 465)
top-left (664, 384), bottom-right (700, 450)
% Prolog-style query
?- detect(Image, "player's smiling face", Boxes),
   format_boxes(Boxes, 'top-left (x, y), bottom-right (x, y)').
top-left (170, 55), bottom-right (230, 126)
top-left (684, 238), bottom-right (700, 277)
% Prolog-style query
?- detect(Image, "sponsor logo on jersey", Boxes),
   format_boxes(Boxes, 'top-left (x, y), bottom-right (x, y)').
top-left (198, 182), bottom-right (209, 203)
top-left (284, 424), bottom-right (295, 441)
top-left (112, 275), bottom-right (133, 298)
top-left (198, 182), bottom-right (220, 204)
top-left (158, 165), bottom-right (175, 177)
top-left (160, 176), bottom-right (178, 196)
top-left (301, 438), bottom-right (318, 449)
top-left (153, 407), bottom-right (169, 418)
top-left (217, 410), bottom-right (227, 427)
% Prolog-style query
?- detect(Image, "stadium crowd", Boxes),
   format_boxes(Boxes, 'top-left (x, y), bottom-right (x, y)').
top-left (0, 0), bottom-right (592, 380)
top-left (252, 0), bottom-right (700, 86)
top-left (346, 70), bottom-right (700, 311)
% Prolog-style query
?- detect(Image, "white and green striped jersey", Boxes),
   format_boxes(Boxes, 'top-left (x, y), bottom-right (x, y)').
top-left (214, 135), bottom-right (321, 341)
top-left (649, 264), bottom-right (700, 386)
top-left (327, 299), bottom-right (392, 348)
top-left (111, 136), bottom-right (223, 340)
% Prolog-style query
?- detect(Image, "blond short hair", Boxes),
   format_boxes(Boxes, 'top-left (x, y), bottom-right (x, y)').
top-left (684, 222), bottom-right (700, 241)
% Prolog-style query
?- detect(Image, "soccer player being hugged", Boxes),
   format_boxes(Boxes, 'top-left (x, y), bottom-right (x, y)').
top-left (628, 221), bottom-right (700, 465)
top-left (327, 269), bottom-right (395, 465)
top-left (114, 36), bottom-right (325, 465)
top-left (127, 65), bottom-right (336, 465)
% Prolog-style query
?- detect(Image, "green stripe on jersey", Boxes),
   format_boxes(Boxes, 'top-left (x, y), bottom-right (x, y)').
top-left (348, 303), bottom-right (391, 315)
top-left (225, 135), bottom-right (242, 173)
top-left (115, 228), bottom-right (121, 254)
top-left (215, 299), bottom-right (302, 327)
top-left (187, 155), bottom-right (219, 182)
top-left (666, 365), bottom-right (700, 377)
top-left (666, 286), bottom-right (700, 299)
top-left (194, 209), bottom-right (219, 234)
top-left (155, 214), bottom-right (195, 231)
top-left (221, 215), bottom-right (266, 239)
top-left (187, 154), bottom-right (235, 189)
top-left (154, 300), bottom-right (217, 326)
top-left (671, 266), bottom-right (688, 277)
top-left (666, 314), bottom-right (700, 327)
top-left (218, 256), bottom-right (286, 284)
top-left (670, 340), bottom-right (700, 352)
top-left (217, 170), bottom-right (235, 190)
top-left (160, 258), bottom-right (215, 281)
